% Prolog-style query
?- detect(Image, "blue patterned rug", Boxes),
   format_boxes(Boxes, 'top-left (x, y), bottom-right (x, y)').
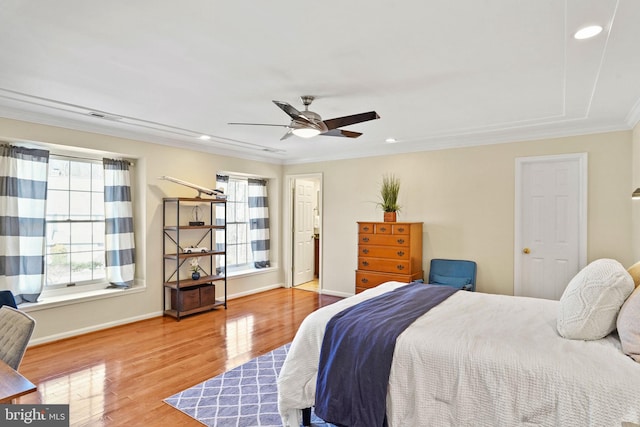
top-left (164, 343), bottom-right (333, 427)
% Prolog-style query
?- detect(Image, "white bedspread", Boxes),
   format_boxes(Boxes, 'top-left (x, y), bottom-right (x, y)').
top-left (277, 281), bottom-right (640, 427)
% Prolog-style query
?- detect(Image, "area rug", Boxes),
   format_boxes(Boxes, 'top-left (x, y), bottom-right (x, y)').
top-left (164, 343), bottom-right (334, 427)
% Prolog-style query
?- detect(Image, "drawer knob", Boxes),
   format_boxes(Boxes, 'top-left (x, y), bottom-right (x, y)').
top-left (397, 227), bottom-right (405, 232)
top-left (361, 278), bottom-right (369, 283)
top-left (362, 261), bottom-right (369, 266)
top-left (397, 251), bottom-right (405, 257)
top-left (362, 237), bottom-right (370, 242)
top-left (380, 227), bottom-right (387, 232)
top-left (363, 249), bottom-right (369, 254)
top-left (363, 226), bottom-right (370, 231)
top-left (397, 265), bottom-right (405, 270)
top-left (397, 239), bottom-right (405, 244)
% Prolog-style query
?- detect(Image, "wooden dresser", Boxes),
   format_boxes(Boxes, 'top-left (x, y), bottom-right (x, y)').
top-left (355, 221), bottom-right (423, 293)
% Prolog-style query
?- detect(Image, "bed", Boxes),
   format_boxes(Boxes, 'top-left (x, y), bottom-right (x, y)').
top-left (277, 280), bottom-right (640, 427)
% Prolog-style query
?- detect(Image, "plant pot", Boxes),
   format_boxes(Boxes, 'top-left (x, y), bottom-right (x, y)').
top-left (384, 211), bottom-right (397, 222)
top-left (192, 271), bottom-right (201, 280)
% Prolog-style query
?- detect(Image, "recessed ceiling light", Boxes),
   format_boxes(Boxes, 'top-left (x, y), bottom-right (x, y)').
top-left (385, 138), bottom-right (397, 144)
top-left (199, 135), bottom-right (211, 140)
top-left (574, 25), bottom-right (603, 40)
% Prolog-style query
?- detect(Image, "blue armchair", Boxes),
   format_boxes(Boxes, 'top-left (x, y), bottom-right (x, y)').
top-left (428, 259), bottom-right (477, 291)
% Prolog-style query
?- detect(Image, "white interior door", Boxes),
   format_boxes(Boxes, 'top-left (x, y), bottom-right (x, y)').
top-left (515, 154), bottom-right (587, 300)
top-left (293, 179), bottom-right (315, 286)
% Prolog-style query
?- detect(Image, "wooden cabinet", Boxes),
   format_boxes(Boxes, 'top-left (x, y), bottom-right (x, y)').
top-left (355, 222), bottom-right (423, 293)
top-left (163, 197), bottom-right (227, 320)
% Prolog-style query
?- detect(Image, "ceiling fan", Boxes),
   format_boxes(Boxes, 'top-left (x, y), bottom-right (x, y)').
top-left (228, 96), bottom-right (380, 140)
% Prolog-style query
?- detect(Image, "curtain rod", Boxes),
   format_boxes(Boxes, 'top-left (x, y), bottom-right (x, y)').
top-left (52, 153), bottom-right (134, 166)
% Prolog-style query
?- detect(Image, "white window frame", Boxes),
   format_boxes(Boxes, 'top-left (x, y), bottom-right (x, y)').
top-left (42, 153), bottom-right (108, 297)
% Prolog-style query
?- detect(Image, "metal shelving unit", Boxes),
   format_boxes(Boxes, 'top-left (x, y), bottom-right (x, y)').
top-left (162, 197), bottom-right (227, 320)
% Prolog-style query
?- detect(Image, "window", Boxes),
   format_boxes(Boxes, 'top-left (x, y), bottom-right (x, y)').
top-left (216, 174), bottom-right (271, 272)
top-left (45, 157), bottom-right (106, 288)
top-left (222, 177), bottom-right (254, 270)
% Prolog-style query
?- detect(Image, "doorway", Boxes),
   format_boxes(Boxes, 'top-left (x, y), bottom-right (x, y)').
top-left (514, 153), bottom-right (587, 299)
top-left (285, 174), bottom-right (322, 292)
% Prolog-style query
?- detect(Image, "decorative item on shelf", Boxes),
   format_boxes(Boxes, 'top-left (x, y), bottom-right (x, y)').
top-left (377, 173), bottom-right (401, 222)
top-left (190, 258), bottom-right (201, 280)
top-left (189, 205), bottom-right (205, 226)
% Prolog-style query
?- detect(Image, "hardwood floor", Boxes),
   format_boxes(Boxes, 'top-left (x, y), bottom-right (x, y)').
top-left (17, 288), bottom-right (341, 426)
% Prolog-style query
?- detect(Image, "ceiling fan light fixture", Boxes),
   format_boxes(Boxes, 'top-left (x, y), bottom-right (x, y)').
top-left (292, 127), bottom-right (321, 138)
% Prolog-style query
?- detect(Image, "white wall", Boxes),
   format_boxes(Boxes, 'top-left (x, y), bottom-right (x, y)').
top-left (285, 131), bottom-right (633, 296)
top-left (0, 117), bottom-right (284, 342)
top-left (633, 122), bottom-right (640, 261)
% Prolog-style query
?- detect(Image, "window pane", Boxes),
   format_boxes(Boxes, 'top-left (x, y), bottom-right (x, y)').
top-left (46, 190), bottom-right (69, 219)
top-left (227, 224), bottom-right (238, 242)
top-left (69, 192), bottom-right (91, 220)
top-left (91, 163), bottom-right (104, 192)
top-left (46, 257), bottom-right (70, 286)
top-left (70, 161), bottom-right (91, 191)
top-left (93, 252), bottom-right (105, 274)
top-left (92, 193), bottom-right (105, 219)
top-left (71, 252), bottom-right (94, 282)
top-left (237, 244), bottom-right (248, 264)
top-left (227, 244), bottom-right (237, 265)
top-left (48, 159), bottom-right (69, 190)
top-left (93, 223), bottom-right (105, 249)
top-left (228, 202), bottom-right (238, 223)
top-left (71, 223), bottom-right (93, 253)
top-left (47, 222), bottom-right (70, 249)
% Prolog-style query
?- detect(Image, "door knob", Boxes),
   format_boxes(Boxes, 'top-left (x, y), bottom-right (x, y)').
top-left (523, 247), bottom-right (531, 254)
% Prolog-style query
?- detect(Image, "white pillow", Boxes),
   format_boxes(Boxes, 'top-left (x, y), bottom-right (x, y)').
top-left (557, 258), bottom-right (634, 340)
top-left (617, 286), bottom-right (640, 362)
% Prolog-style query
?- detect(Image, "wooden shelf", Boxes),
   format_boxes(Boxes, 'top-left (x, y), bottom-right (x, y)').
top-left (163, 275), bottom-right (225, 289)
top-left (163, 225), bottom-right (225, 231)
top-left (163, 251), bottom-right (225, 260)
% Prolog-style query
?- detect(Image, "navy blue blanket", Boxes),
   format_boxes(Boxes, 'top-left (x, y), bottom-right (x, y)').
top-left (314, 283), bottom-right (458, 427)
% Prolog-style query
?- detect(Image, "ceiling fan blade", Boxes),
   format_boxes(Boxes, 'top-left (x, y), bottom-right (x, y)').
top-left (272, 100), bottom-right (316, 125)
top-left (321, 129), bottom-right (362, 138)
top-left (228, 122), bottom-right (290, 128)
top-left (323, 111), bottom-right (380, 131)
top-left (280, 129), bottom-right (294, 140)
top-left (273, 101), bottom-right (303, 119)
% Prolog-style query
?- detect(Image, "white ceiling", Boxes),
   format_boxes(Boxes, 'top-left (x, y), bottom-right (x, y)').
top-left (0, 1), bottom-right (639, 164)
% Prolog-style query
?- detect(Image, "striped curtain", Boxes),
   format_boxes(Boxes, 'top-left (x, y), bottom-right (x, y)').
top-left (103, 158), bottom-right (135, 288)
top-left (0, 144), bottom-right (49, 303)
top-left (215, 174), bottom-right (228, 275)
top-left (248, 178), bottom-right (270, 268)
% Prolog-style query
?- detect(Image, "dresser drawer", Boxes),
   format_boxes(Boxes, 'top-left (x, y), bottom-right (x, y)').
top-left (392, 224), bottom-right (411, 234)
top-left (355, 270), bottom-right (423, 293)
top-left (374, 223), bottom-right (392, 234)
top-left (358, 234), bottom-right (410, 246)
top-left (358, 223), bottom-right (375, 234)
top-left (359, 245), bottom-right (409, 259)
top-left (359, 257), bottom-right (410, 273)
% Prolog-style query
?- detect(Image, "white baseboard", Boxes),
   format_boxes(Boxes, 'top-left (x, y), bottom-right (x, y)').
top-left (227, 283), bottom-right (284, 300)
top-left (29, 311), bottom-right (162, 346)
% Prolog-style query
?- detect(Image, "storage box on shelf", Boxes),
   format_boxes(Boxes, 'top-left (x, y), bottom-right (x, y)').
top-left (162, 197), bottom-right (227, 320)
top-left (355, 221), bottom-right (423, 293)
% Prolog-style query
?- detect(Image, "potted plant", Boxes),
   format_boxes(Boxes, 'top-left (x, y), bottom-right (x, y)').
top-left (190, 258), bottom-right (201, 280)
top-left (377, 173), bottom-right (401, 222)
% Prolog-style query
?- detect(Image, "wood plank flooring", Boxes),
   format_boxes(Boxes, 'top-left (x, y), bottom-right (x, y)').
top-left (17, 288), bottom-right (341, 426)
